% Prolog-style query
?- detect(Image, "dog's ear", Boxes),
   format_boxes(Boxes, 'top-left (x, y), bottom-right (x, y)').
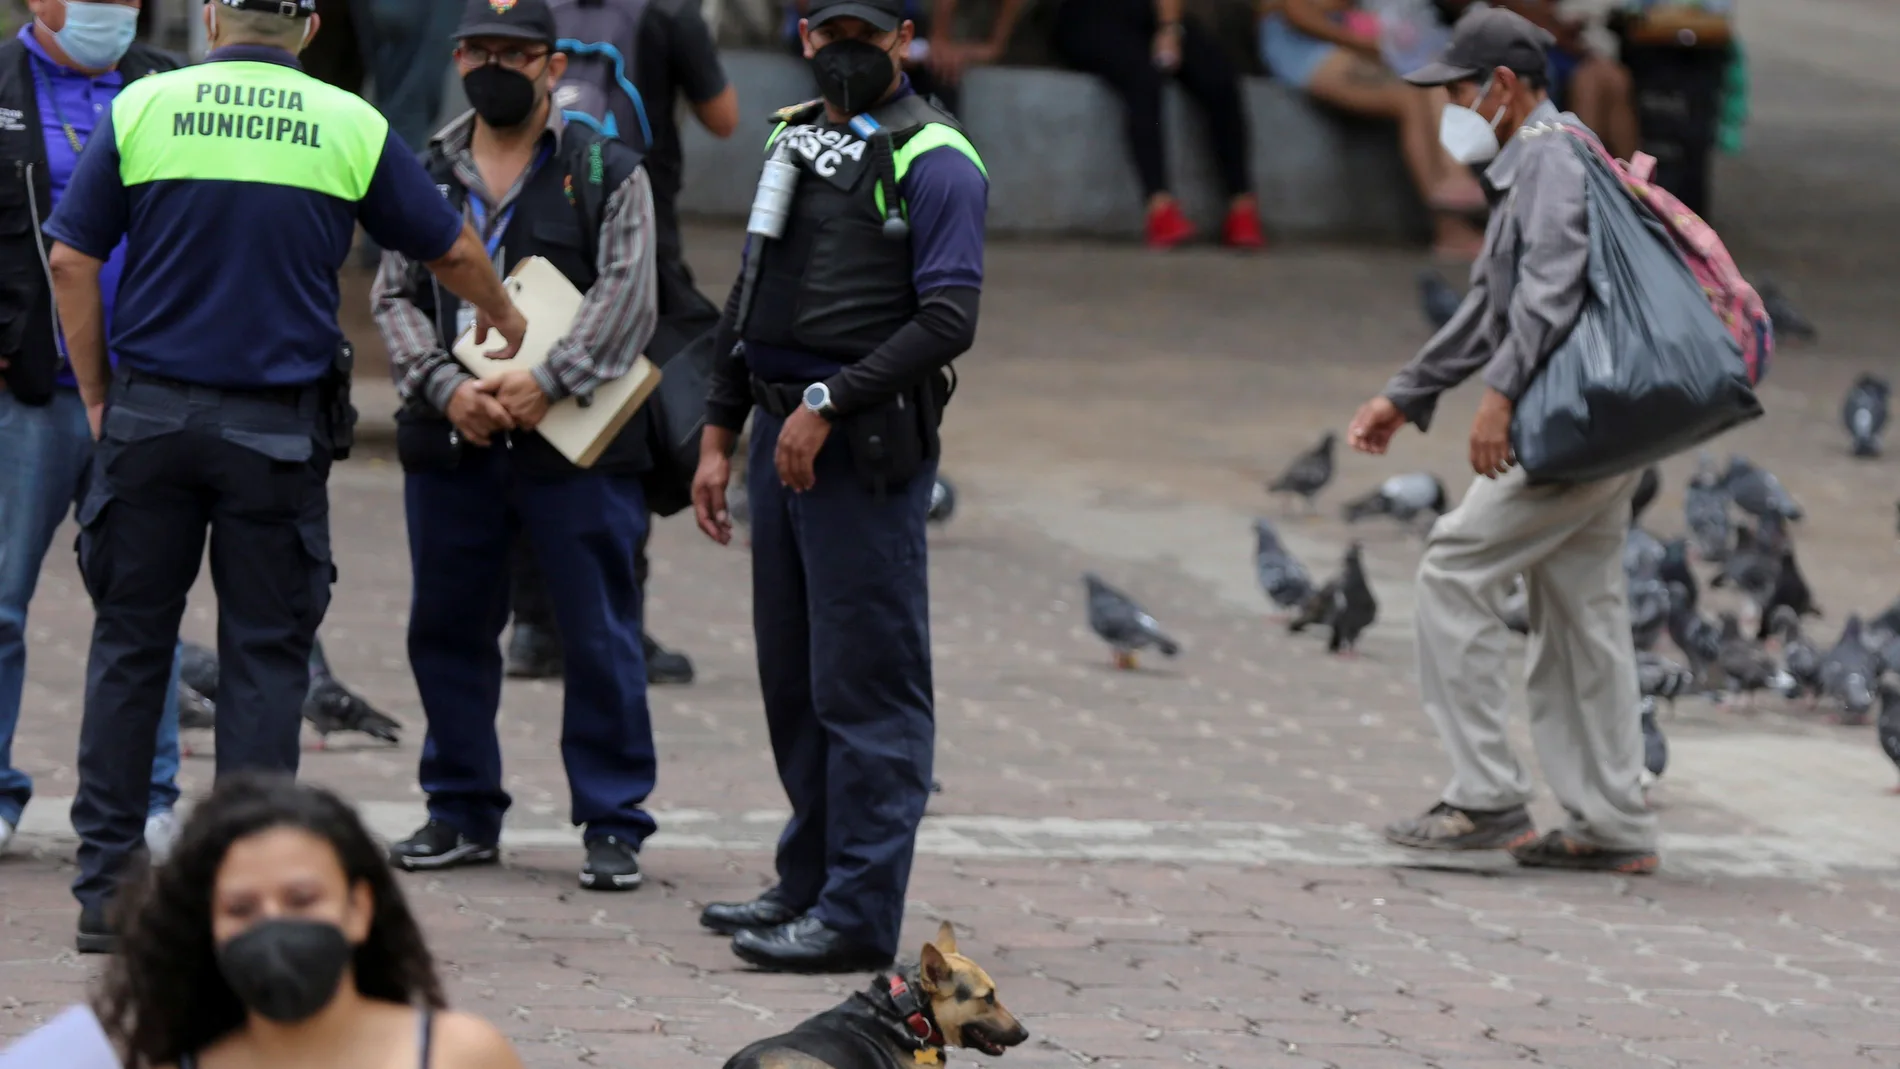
top-left (919, 942), bottom-right (952, 992)
top-left (934, 920), bottom-right (959, 957)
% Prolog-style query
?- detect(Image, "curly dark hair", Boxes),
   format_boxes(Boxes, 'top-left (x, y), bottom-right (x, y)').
top-left (94, 773), bottom-right (445, 1068)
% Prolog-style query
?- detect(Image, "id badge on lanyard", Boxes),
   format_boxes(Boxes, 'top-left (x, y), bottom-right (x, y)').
top-left (458, 196), bottom-right (517, 339)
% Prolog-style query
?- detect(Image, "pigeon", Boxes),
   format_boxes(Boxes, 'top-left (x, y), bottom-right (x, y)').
top-left (1683, 457), bottom-right (1732, 563)
top-left (1636, 650), bottom-right (1695, 705)
top-left (1659, 539), bottom-right (1698, 614)
top-left (1640, 697), bottom-right (1668, 783)
top-left (1419, 270), bottom-right (1463, 330)
top-left (1753, 511), bottom-right (1794, 555)
top-left (1757, 545), bottom-right (1820, 639)
top-left (1497, 575), bottom-right (1530, 636)
top-left (1877, 683), bottom-right (1900, 793)
top-left (1629, 577), bottom-right (1672, 652)
top-left (1756, 278), bottom-right (1816, 343)
top-left (1287, 576), bottom-right (1342, 636)
top-left (302, 640), bottom-right (403, 747)
top-left (1843, 373), bottom-right (1890, 458)
top-left (178, 640), bottom-right (221, 702)
top-left (1715, 612), bottom-right (1779, 703)
top-left (1267, 433), bottom-right (1336, 513)
top-left (1667, 582), bottom-right (1722, 683)
top-left (1871, 598), bottom-right (1900, 646)
top-left (1722, 456), bottom-right (1803, 522)
top-left (1768, 606), bottom-right (1822, 702)
top-left (1083, 573), bottom-right (1181, 670)
top-left (176, 682), bottom-right (216, 732)
top-left (1877, 630), bottom-right (1900, 677)
top-left (927, 475), bottom-right (957, 525)
top-left (1327, 542), bottom-right (1379, 656)
top-left (1710, 525), bottom-right (1781, 624)
top-left (1818, 616), bottom-right (1882, 726)
top-left (1630, 466), bottom-right (1661, 526)
top-left (1624, 524), bottom-right (1667, 581)
top-left (1253, 518), bottom-right (1314, 613)
top-left (1341, 472), bottom-right (1447, 528)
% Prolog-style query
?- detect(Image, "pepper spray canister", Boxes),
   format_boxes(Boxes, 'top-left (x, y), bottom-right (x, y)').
top-left (746, 142), bottom-right (799, 240)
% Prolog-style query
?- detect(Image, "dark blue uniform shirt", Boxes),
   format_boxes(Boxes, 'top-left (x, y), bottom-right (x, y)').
top-left (42, 46), bottom-right (463, 389)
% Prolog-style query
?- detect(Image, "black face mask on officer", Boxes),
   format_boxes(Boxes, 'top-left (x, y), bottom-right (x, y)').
top-left (811, 36), bottom-right (900, 114)
top-left (464, 59), bottom-right (546, 130)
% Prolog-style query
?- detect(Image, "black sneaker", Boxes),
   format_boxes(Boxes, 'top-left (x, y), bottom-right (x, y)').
top-left (388, 820), bottom-right (500, 872)
top-left (1384, 802), bottom-right (1538, 851)
top-left (580, 835), bottom-right (642, 891)
top-left (76, 905), bottom-right (117, 955)
top-left (643, 634), bottom-right (695, 686)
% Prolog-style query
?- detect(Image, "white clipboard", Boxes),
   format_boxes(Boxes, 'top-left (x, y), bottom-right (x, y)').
top-left (451, 256), bottom-right (661, 469)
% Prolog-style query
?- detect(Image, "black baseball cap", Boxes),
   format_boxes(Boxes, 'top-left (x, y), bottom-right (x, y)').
top-left (1404, 7), bottom-right (1555, 87)
top-left (211, 0), bottom-right (317, 16)
top-left (453, 0), bottom-right (558, 45)
top-left (806, 0), bottom-right (906, 32)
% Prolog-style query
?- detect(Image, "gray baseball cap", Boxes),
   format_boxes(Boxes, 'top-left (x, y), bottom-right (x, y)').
top-left (1404, 7), bottom-right (1556, 87)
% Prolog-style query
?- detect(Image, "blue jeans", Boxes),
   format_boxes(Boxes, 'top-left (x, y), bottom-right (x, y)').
top-left (0, 389), bottom-right (181, 826)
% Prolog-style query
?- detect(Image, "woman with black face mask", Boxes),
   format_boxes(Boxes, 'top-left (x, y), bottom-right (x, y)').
top-left (93, 774), bottom-right (525, 1069)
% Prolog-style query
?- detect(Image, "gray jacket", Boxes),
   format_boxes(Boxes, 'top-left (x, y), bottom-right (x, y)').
top-left (1384, 100), bottom-right (1592, 431)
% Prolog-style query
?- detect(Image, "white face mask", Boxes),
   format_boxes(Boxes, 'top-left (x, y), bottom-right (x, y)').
top-left (1438, 75), bottom-right (1507, 165)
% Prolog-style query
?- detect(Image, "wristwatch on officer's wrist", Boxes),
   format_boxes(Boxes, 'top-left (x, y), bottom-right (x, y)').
top-left (803, 382), bottom-right (837, 422)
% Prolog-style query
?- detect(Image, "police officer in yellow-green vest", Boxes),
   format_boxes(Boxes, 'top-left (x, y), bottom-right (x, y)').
top-left (42, 0), bottom-right (528, 953)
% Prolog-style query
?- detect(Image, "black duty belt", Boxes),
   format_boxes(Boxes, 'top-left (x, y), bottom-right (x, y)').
top-left (750, 377), bottom-right (806, 419)
top-left (122, 367), bottom-right (312, 407)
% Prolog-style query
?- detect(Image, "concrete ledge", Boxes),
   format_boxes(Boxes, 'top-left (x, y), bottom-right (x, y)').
top-left (678, 51), bottom-right (1427, 243)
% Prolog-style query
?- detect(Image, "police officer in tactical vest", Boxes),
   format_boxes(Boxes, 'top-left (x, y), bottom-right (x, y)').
top-left (372, 0), bottom-right (664, 895)
top-left (43, 0), bottom-right (525, 952)
top-left (692, 0), bottom-right (989, 973)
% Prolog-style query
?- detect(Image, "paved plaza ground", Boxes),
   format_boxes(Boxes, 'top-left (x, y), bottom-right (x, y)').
top-left (5, 2), bottom-right (1900, 1065)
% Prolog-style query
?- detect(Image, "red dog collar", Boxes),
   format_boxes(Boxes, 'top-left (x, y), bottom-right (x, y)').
top-left (887, 976), bottom-right (946, 1047)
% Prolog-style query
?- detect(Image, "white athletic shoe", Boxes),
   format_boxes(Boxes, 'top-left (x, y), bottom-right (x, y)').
top-left (0, 816), bottom-right (14, 857)
top-left (145, 811), bottom-right (180, 864)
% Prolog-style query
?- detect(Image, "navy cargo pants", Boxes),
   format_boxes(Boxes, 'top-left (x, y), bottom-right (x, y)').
top-left (748, 409), bottom-right (937, 959)
top-left (404, 444), bottom-right (656, 848)
top-left (73, 374), bottom-right (335, 912)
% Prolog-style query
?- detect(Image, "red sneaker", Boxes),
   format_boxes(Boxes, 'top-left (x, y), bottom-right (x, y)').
top-left (1145, 201), bottom-right (1197, 249)
top-left (1222, 205), bottom-right (1266, 250)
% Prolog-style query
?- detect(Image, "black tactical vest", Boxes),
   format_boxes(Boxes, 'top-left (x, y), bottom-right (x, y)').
top-left (743, 93), bottom-right (962, 360)
top-left (408, 123), bottom-right (651, 477)
top-left (0, 41), bottom-right (177, 405)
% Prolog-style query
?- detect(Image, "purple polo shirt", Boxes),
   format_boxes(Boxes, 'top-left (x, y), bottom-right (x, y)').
top-left (20, 26), bottom-right (128, 387)
top-left (743, 77), bottom-right (988, 383)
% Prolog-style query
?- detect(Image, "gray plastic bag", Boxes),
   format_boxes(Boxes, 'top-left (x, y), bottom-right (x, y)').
top-left (1510, 135), bottom-right (1763, 484)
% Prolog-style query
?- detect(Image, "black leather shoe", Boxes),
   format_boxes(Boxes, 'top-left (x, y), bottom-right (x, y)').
top-left (506, 624), bottom-right (564, 680)
top-left (732, 915), bottom-right (891, 974)
top-left (643, 633), bottom-right (695, 686)
top-left (77, 906), bottom-right (117, 955)
top-left (700, 892), bottom-right (799, 935)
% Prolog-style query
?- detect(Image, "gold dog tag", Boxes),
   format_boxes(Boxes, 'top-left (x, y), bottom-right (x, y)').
top-left (913, 1050), bottom-right (940, 1065)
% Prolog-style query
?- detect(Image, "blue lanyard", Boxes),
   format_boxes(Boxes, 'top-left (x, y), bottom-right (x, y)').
top-left (467, 143), bottom-right (554, 263)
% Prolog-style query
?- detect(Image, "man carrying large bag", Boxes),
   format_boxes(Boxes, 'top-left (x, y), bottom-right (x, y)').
top-left (1345, 7), bottom-right (1761, 876)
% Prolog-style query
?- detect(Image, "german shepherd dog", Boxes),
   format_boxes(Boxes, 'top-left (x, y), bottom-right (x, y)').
top-left (723, 923), bottom-right (1031, 1069)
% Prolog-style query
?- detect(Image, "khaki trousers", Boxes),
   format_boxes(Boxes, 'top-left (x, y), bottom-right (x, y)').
top-left (1415, 467), bottom-right (1658, 851)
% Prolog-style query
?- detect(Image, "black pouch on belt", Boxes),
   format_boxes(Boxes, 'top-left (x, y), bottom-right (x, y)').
top-left (394, 401), bottom-right (465, 473)
top-left (841, 389), bottom-right (927, 497)
top-left (323, 340), bottom-right (359, 460)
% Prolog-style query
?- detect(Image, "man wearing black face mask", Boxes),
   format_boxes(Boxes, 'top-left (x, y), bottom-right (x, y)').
top-left (690, 0), bottom-right (989, 973)
top-left (372, 0), bottom-right (664, 895)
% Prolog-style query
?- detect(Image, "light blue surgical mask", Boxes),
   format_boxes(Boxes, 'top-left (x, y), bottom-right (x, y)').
top-left (49, 1), bottom-right (140, 72)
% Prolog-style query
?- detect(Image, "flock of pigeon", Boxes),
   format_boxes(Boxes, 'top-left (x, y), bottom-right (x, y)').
top-left (1080, 386), bottom-right (1900, 793)
top-left (172, 638), bottom-right (403, 754)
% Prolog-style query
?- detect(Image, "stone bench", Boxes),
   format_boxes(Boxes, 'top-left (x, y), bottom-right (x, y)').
top-left (677, 50), bottom-right (1428, 243)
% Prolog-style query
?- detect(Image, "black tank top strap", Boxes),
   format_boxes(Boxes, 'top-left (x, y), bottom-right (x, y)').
top-left (417, 1006), bottom-right (435, 1069)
